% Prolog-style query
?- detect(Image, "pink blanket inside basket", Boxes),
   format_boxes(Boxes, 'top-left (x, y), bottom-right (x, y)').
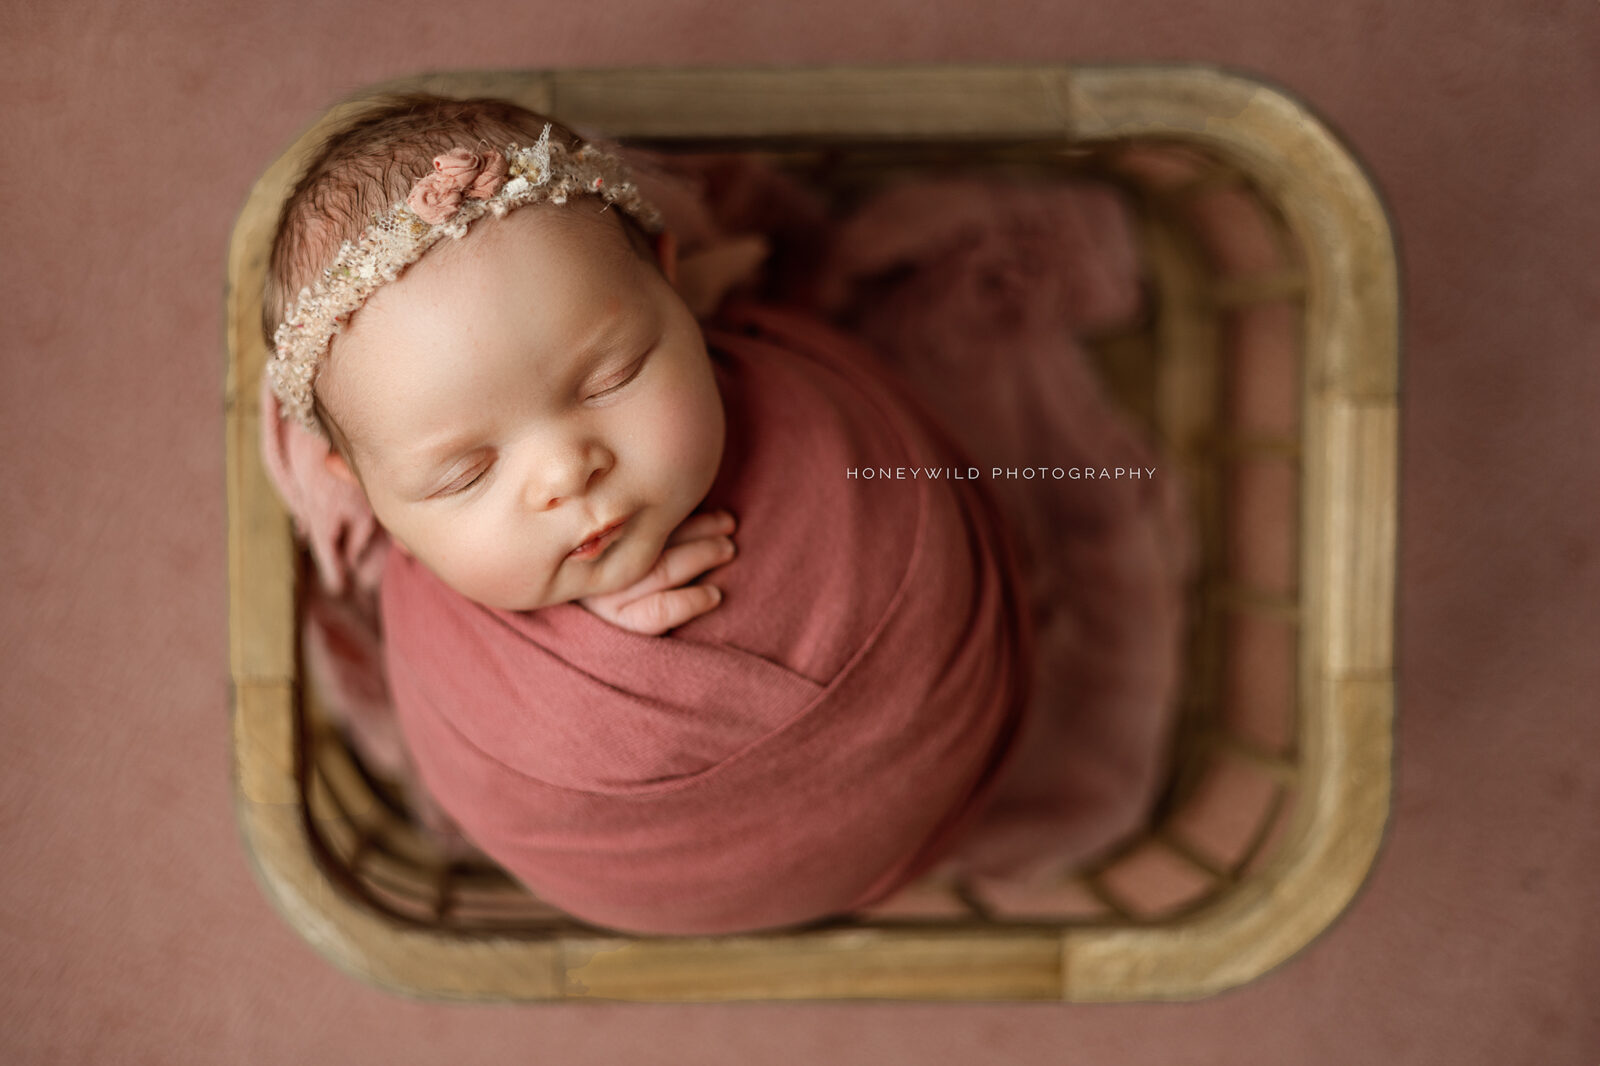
top-left (258, 152), bottom-right (1192, 927)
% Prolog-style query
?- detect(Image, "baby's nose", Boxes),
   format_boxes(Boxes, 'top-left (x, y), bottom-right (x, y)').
top-left (530, 441), bottom-right (613, 510)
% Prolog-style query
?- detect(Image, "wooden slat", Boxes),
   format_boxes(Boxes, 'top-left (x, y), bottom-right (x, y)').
top-left (1198, 729), bottom-right (1301, 788)
top-left (560, 930), bottom-right (1065, 1001)
top-left (231, 681), bottom-right (296, 807)
top-left (1206, 581), bottom-right (1301, 622)
top-left (1318, 401), bottom-right (1399, 676)
top-left (1209, 271), bottom-right (1308, 307)
top-left (547, 66), bottom-right (1078, 140)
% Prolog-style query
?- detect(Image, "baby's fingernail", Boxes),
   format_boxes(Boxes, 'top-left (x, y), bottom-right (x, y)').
top-left (719, 536), bottom-right (736, 557)
top-left (708, 586), bottom-right (723, 603)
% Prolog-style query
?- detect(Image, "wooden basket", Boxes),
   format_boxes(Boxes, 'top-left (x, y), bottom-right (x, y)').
top-left (225, 64), bottom-right (1398, 1002)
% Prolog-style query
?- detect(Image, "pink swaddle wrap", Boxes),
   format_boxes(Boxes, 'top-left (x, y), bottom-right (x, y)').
top-left (380, 302), bottom-right (1033, 935)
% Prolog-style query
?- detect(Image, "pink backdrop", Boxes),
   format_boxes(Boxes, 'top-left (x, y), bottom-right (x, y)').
top-left (3, 0), bottom-right (1596, 1062)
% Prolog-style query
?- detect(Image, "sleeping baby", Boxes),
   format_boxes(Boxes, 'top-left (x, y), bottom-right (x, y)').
top-left (261, 93), bottom-right (1185, 935)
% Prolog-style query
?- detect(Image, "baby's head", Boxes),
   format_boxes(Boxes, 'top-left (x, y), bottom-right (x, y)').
top-left (264, 94), bottom-right (725, 612)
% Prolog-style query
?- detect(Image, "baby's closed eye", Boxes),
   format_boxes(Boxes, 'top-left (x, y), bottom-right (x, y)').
top-left (434, 457), bottom-right (493, 497)
top-left (583, 336), bottom-right (659, 403)
top-left (586, 358), bottom-right (644, 400)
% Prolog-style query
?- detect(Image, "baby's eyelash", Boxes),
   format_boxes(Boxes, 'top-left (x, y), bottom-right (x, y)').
top-left (587, 352), bottom-right (649, 400)
top-left (438, 463), bottom-right (490, 497)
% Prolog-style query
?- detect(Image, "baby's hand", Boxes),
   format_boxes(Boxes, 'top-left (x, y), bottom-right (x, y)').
top-left (577, 510), bottom-right (737, 635)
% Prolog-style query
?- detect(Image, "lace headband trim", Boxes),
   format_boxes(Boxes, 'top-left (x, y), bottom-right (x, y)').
top-left (267, 124), bottom-right (663, 431)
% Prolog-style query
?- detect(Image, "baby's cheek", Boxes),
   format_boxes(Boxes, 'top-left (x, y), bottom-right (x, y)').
top-left (427, 521), bottom-right (547, 609)
top-left (658, 364), bottom-right (725, 476)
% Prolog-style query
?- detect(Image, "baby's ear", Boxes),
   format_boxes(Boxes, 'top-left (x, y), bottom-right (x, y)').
top-left (653, 229), bottom-right (679, 286)
top-left (322, 447), bottom-right (360, 489)
top-left (671, 235), bottom-right (771, 319)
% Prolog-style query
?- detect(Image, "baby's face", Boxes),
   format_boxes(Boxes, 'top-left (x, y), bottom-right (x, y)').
top-left (319, 201), bottom-right (725, 612)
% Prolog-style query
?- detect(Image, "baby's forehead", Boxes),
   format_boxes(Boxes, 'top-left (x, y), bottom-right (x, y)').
top-left (317, 202), bottom-right (654, 450)
top-left (395, 199), bottom-right (649, 311)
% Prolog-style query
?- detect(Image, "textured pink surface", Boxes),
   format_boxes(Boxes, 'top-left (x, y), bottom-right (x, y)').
top-left (1, 0), bottom-right (1596, 1063)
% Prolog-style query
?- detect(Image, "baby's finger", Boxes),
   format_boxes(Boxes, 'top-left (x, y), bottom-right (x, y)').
top-left (665, 509), bottom-right (737, 546)
top-left (612, 584), bottom-right (724, 636)
top-left (627, 534), bottom-right (736, 598)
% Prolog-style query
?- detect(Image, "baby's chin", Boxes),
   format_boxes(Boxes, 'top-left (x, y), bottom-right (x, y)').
top-left (514, 528), bottom-right (666, 611)
top-left (583, 532), bottom-right (666, 596)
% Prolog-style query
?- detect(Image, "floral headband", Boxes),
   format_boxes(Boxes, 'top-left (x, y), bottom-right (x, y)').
top-left (267, 124), bottom-right (663, 432)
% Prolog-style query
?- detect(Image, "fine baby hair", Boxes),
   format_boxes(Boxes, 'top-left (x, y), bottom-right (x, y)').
top-left (263, 94), bottom-right (663, 439)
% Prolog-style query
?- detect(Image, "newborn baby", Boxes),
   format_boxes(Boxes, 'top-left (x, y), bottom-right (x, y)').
top-left (264, 94), bottom-right (1033, 934)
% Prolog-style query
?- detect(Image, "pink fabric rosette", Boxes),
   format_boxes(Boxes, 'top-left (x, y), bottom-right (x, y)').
top-left (406, 148), bottom-right (509, 223)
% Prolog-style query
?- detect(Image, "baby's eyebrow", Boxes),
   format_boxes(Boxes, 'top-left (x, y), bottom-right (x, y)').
top-left (390, 430), bottom-right (485, 493)
top-left (565, 305), bottom-right (637, 366)
top-left (407, 426), bottom-right (482, 464)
